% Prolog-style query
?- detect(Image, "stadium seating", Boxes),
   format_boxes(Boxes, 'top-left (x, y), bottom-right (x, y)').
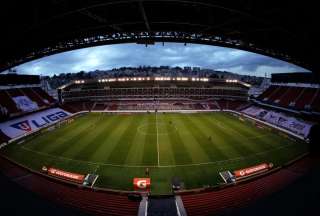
top-left (60, 78), bottom-right (249, 105)
top-left (257, 85), bottom-right (320, 113)
top-left (84, 102), bottom-right (95, 111)
top-left (33, 87), bottom-right (56, 104)
top-left (92, 103), bottom-right (107, 111)
top-left (21, 88), bottom-right (47, 107)
top-left (0, 90), bottom-right (20, 115)
top-left (107, 103), bottom-right (118, 111)
top-left (207, 102), bottom-right (220, 109)
top-left (278, 87), bottom-right (302, 107)
top-left (0, 157), bottom-right (140, 216)
top-left (295, 88), bottom-right (317, 110)
top-left (181, 157), bottom-right (312, 216)
top-left (267, 86), bottom-right (286, 103)
top-left (0, 130), bottom-right (10, 143)
top-left (0, 88), bottom-right (55, 119)
top-left (215, 100), bottom-right (248, 110)
top-left (61, 102), bottom-right (85, 113)
top-left (257, 85), bottom-right (278, 101)
top-left (311, 90), bottom-right (320, 112)
top-left (0, 148), bottom-right (313, 216)
top-left (62, 99), bottom-right (247, 112)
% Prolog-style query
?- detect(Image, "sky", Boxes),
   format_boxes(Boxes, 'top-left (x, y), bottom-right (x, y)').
top-left (14, 42), bottom-right (309, 77)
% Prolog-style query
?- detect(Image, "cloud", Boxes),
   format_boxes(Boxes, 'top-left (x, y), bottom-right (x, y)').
top-left (15, 42), bottom-right (309, 77)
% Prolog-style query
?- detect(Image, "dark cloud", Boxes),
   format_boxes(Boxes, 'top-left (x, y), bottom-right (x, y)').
top-left (16, 43), bottom-right (309, 77)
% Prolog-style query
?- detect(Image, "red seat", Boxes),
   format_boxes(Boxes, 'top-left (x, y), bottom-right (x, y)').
top-left (295, 88), bottom-right (317, 109)
top-left (0, 158), bottom-right (139, 216)
top-left (278, 87), bottom-right (302, 107)
top-left (182, 158), bottom-right (311, 216)
top-left (21, 88), bottom-right (47, 107)
top-left (0, 90), bottom-right (20, 114)
top-left (33, 87), bottom-right (56, 104)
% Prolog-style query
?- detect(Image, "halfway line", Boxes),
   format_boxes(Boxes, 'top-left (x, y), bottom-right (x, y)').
top-left (156, 111), bottom-right (160, 167)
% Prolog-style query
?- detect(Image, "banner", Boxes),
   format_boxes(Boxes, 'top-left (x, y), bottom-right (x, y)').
top-left (242, 106), bottom-right (313, 138)
top-left (12, 96), bottom-right (38, 112)
top-left (43, 166), bottom-right (85, 184)
top-left (0, 108), bottom-right (71, 139)
top-left (133, 178), bottom-right (151, 191)
top-left (233, 163), bottom-right (272, 179)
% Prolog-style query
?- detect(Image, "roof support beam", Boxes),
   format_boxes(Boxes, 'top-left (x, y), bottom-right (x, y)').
top-left (0, 31), bottom-right (309, 73)
top-left (79, 9), bottom-right (122, 31)
top-left (138, 1), bottom-right (151, 32)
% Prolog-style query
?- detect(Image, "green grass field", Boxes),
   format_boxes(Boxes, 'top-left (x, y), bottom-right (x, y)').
top-left (1, 112), bottom-right (308, 194)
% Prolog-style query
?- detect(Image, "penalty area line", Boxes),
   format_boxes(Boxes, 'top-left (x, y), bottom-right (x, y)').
top-left (20, 142), bottom-right (296, 168)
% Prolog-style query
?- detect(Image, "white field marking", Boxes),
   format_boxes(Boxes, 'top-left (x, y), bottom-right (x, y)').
top-left (156, 112), bottom-right (160, 167)
top-left (21, 146), bottom-right (159, 168)
top-left (137, 122), bottom-right (178, 136)
top-left (91, 175), bottom-right (99, 188)
top-left (20, 142), bottom-right (298, 168)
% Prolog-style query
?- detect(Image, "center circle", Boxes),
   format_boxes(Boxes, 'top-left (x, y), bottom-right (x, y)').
top-left (137, 122), bottom-right (178, 135)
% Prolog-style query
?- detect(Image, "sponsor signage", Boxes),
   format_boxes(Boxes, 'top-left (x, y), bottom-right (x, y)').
top-left (133, 178), bottom-right (151, 191)
top-left (0, 108), bottom-right (71, 139)
top-left (233, 163), bottom-right (272, 179)
top-left (45, 166), bottom-right (85, 184)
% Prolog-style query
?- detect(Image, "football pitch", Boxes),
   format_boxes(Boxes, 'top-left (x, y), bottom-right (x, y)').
top-left (1, 112), bottom-right (308, 194)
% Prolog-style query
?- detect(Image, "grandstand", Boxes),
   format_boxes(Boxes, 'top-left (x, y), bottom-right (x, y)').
top-left (0, 75), bottom-right (56, 120)
top-left (0, 87), bottom-right (55, 117)
top-left (58, 77), bottom-right (249, 113)
top-left (0, 71), bottom-right (319, 216)
top-left (256, 85), bottom-right (320, 112)
top-left (0, 72), bottom-right (317, 216)
top-left (252, 73), bottom-right (320, 115)
top-left (0, 0), bottom-right (319, 215)
top-left (60, 77), bottom-right (248, 100)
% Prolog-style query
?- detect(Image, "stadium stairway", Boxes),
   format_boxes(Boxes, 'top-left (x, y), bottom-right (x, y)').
top-left (147, 196), bottom-right (178, 216)
top-left (137, 195), bottom-right (187, 216)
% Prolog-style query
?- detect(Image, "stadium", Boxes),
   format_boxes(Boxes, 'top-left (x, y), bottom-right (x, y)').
top-left (0, 1), bottom-right (319, 216)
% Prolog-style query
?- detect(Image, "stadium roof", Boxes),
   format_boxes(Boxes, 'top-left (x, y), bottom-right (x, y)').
top-left (0, 0), bottom-right (318, 73)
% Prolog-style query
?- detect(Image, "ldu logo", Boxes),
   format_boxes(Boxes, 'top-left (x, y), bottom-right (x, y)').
top-left (9, 111), bottom-right (69, 132)
top-left (11, 120), bottom-right (32, 132)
